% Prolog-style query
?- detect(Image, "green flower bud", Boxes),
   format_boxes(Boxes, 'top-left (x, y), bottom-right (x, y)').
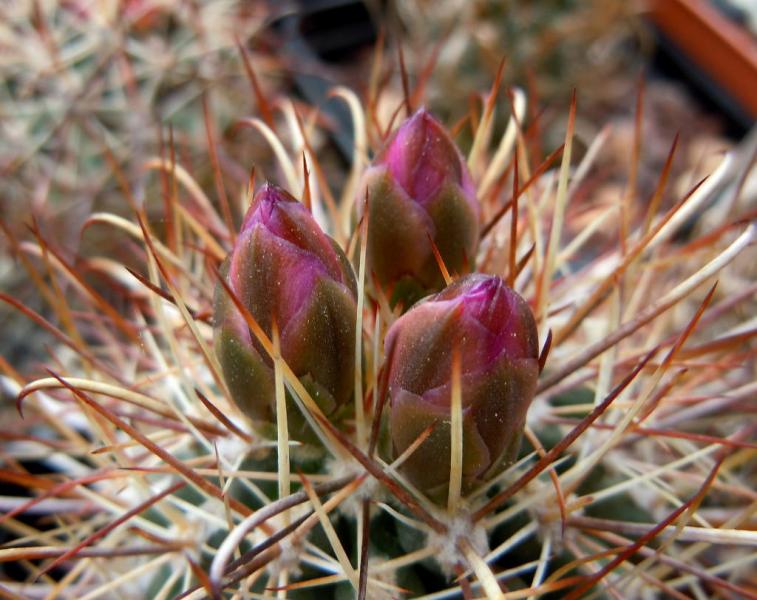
top-left (360, 108), bottom-right (480, 304)
top-left (384, 274), bottom-right (539, 497)
top-left (214, 184), bottom-right (357, 439)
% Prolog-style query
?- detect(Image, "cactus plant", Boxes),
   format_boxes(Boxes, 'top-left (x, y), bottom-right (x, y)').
top-left (1, 5), bottom-right (756, 600)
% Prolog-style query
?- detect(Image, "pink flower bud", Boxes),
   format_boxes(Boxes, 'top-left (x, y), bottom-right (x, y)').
top-left (214, 184), bottom-right (357, 437)
top-left (384, 274), bottom-right (539, 496)
top-left (360, 109), bottom-right (480, 303)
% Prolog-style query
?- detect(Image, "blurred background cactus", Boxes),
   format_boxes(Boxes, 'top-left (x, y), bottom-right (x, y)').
top-left (1, 1), bottom-right (756, 598)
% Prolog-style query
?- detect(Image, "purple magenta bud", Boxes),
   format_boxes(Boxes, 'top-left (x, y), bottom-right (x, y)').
top-left (360, 109), bottom-right (480, 303)
top-left (384, 274), bottom-right (539, 496)
top-left (214, 184), bottom-right (357, 437)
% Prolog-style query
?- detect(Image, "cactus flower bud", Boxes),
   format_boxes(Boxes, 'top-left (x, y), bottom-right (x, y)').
top-left (384, 274), bottom-right (539, 496)
top-left (360, 108), bottom-right (480, 303)
top-left (214, 183), bottom-right (357, 438)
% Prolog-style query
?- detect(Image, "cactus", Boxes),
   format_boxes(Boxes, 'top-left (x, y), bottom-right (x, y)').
top-left (1, 4), bottom-right (756, 599)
